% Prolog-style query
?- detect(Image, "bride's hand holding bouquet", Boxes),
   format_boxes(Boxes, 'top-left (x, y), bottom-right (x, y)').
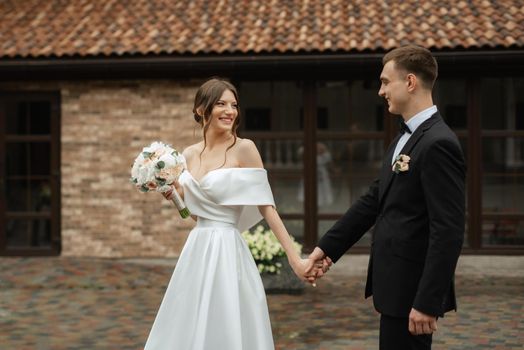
top-left (130, 141), bottom-right (191, 218)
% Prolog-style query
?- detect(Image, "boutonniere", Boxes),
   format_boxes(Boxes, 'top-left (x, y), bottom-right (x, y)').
top-left (392, 154), bottom-right (411, 173)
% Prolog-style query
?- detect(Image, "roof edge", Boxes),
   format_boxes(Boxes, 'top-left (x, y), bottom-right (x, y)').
top-left (1, 50), bottom-right (523, 81)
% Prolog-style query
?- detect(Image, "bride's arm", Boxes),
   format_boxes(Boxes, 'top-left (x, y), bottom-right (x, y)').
top-left (238, 139), bottom-right (315, 281)
top-left (258, 205), bottom-right (314, 280)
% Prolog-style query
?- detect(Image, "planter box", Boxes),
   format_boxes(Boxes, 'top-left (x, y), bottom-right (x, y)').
top-left (260, 257), bottom-right (305, 294)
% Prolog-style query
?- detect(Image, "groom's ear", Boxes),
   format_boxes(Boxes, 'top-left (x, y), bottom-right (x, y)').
top-left (406, 73), bottom-right (417, 92)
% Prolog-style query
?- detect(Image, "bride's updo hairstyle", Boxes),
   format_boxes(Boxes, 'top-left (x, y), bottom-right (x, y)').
top-left (193, 78), bottom-right (240, 167)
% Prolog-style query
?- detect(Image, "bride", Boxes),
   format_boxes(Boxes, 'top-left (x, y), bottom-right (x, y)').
top-left (144, 78), bottom-right (319, 350)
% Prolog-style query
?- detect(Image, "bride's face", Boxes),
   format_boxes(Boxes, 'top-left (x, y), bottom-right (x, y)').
top-left (208, 89), bottom-right (238, 132)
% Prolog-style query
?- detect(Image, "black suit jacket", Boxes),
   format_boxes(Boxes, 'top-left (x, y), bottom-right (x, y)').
top-left (318, 112), bottom-right (465, 318)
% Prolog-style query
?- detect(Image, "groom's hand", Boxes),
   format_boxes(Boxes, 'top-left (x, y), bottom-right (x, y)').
top-left (303, 258), bottom-right (319, 285)
top-left (308, 247), bottom-right (333, 279)
top-left (409, 308), bottom-right (437, 335)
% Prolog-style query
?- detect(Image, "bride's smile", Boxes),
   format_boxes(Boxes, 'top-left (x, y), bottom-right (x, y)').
top-left (210, 90), bottom-right (238, 131)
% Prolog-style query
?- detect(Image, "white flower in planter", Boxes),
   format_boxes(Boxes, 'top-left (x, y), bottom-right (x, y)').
top-left (241, 225), bottom-right (302, 275)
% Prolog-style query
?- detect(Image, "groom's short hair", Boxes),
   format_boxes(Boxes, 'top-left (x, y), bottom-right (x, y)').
top-left (383, 45), bottom-right (438, 90)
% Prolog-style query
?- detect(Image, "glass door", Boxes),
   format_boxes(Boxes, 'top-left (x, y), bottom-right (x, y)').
top-left (315, 80), bottom-right (387, 248)
top-left (0, 92), bottom-right (61, 256)
top-left (480, 78), bottom-right (524, 247)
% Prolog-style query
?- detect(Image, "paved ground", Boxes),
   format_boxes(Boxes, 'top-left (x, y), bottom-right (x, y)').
top-left (0, 255), bottom-right (523, 350)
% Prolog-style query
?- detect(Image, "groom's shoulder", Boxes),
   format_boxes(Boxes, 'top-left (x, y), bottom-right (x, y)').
top-left (422, 126), bottom-right (463, 160)
top-left (423, 116), bottom-right (458, 142)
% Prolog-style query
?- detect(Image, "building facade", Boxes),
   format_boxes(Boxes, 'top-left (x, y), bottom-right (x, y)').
top-left (1, 0), bottom-right (523, 256)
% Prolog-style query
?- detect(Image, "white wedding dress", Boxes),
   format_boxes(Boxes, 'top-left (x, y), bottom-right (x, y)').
top-left (144, 168), bottom-right (276, 350)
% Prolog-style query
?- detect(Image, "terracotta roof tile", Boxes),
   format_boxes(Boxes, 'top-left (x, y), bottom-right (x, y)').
top-left (0, 0), bottom-right (523, 59)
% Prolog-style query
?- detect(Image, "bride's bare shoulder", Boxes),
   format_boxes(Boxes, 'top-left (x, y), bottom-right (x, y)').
top-left (236, 138), bottom-right (257, 150)
top-left (183, 142), bottom-right (203, 162)
top-left (235, 138), bottom-right (263, 168)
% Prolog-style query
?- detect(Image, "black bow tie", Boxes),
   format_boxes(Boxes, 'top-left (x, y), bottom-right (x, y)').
top-left (399, 120), bottom-right (412, 135)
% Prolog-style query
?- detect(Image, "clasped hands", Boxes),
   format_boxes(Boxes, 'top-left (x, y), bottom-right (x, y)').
top-left (291, 247), bottom-right (333, 286)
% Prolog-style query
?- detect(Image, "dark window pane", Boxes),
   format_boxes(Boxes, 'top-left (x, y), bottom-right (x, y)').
top-left (517, 103), bottom-right (524, 130)
top-left (482, 174), bottom-right (524, 213)
top-left (31, 179), bottom-right (52, 212)
top-left (316, 80), bottom-right (384, 132)
top-left (6, 143), bottom-right (27, 176)
top-left (482, 137), bottom-right (524, 173)
top-left (282, 219), bottom-right (304, 246)
top-left (351, 80), bottom-right (384, 132)
top-left (29, 142), bottom-right (51, 175)
top-left (315, 139), bottom-right (384, 213)
top-left (299, 107), bottom-right (329, 130)
top-left (254, 137), bottom-right (303, 214)
top-left (6, 219), bottom-right (28, 247)
top-left (32, 219), bottom-right (52, 247)
top-left (6, 102), bottom-right (28, 135)
top-left (245, 108), bottom-right (271, 130)
top-left (481, 78), bottom-right (524, 130)
top-left (239, 81), bottom-right (303, 131)
top-left (482, 137), bottom-right (524, 247)
top-left (255, 137), bottom-right (302, 171)
top-left (6, 179), bottom-right (29, 211)
top-left (29, 101), bottom-right (51, 134)
top-left (444, 105), bottom-right (467, 129)
top-left (273, 177), bottom-right (304, 214)
top-left (6, 219), bottom-right (51, 248)
top-left (482, 218), bottom-right (524, 246)
top-left (375, 105), bottom-right (385, 131)
top-left (434, 79), bottom-right (467, 130)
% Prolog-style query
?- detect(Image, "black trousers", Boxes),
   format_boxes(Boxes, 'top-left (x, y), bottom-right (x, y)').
top-left (379, 314), bottom-right (432, 350)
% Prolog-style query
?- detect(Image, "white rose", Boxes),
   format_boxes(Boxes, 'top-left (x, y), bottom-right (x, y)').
top-left (137, 164), bottom-right (154, 184)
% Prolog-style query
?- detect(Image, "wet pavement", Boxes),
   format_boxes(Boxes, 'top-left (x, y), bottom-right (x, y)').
top-left (0, 255), bottom-right (523, 350)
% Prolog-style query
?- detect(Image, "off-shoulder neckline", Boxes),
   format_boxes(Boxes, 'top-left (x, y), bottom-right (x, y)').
top-left (186, 167), bottom-right (266, 184)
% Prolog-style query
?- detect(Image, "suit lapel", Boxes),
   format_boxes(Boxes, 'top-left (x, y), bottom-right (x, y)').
top-left (400, 112), bottom-right (441, 156)
top-left (378, 112), bottom-right (442, 203)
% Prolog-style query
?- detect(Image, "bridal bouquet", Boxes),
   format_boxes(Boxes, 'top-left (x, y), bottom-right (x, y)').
top-left (130, 141), bottom-right (190, 218)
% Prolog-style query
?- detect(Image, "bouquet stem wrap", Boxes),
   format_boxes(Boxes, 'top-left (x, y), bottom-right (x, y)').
top-left (171, 190), bottom-right (191, 219)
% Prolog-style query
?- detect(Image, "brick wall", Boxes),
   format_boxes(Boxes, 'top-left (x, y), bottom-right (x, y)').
top-left (2, 80), bottom-right (203, 257)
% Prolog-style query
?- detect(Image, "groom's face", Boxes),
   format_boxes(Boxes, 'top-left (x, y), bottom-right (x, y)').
top-left (378, 60), bottom-right (410, 116)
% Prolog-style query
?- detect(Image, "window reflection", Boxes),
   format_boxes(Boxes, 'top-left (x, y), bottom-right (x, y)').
top-left (7, 219), bottom-right (51, 247)
top-left (481, 77), bottom-right (524, 246)
top-left (481, 78), bottom-right (524, 130)
top-left (297, 142), bottom-right (333, 208)
top-left (315, 139), bottom-right (383, 214)
top-left (316, 80), bottom-right (384, 132)
top-left (6, 180), bottom-right (28, 211)
top-left (434, 79), bottom-right (468, 130)
top-left (240, 81), bottom-right (303, 132)
top-left (483, 218), bottom-right (524, 246)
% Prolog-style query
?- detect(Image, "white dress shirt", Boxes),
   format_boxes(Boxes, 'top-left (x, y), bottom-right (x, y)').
top-left (392, 105), bottom-right (438, 164)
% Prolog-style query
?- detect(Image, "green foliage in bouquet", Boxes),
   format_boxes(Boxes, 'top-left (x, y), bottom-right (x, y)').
top-left (241, 225), bottom-right (302, 275)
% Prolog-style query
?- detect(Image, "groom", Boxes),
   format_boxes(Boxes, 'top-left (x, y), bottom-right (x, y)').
top-left (309, 45), bottom-right (465, 350)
